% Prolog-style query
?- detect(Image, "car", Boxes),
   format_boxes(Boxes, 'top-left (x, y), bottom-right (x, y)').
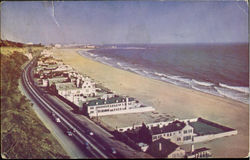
top-left (111, 148), bottom-right (117, 154)
top-left (51, 112), bottom-right (56, 118)
top-left (89, 131), bottom-right (94, 136)
top-left (84, 142), bottom-right (90, 149)
top-left (66, 130), bottom-right (73, 136)
top-left (85, 142), bottom-right (89, 146)
top-left (71, 128), bottom-right (76, 133)
top-left (55, 117), bottom-right (61, 123)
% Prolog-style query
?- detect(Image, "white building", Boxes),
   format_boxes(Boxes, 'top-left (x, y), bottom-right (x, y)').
top-left (85, 45), bottom-right (96, 49)
top-left (55, 82), bottom-right (86, 106)
top-left (55, 44), bottom-right (62, 48)
top-left (150, 120), bottom-right (194, 145)
top-left (55, 80), bottom-right (96, 106)
top-left (79, 77), bottom-right (96, 97)
top-left (80, 95), bottom-right (155, 117)
top-left (68, 73), bottom-right (96, 97)
top-left (42, 79), bottom-right (49, 87)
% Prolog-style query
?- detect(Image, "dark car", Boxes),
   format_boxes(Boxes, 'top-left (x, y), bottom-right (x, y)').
top-left (66, 130), bottom-right (73, 136)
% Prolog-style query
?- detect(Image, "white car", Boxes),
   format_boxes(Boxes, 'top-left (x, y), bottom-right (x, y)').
top-left (111, 148), bottom-right (117, 154)
top-left (89, 132), bottom-right (94, 136)
top-left (55, 117), bottom-right (61, 123)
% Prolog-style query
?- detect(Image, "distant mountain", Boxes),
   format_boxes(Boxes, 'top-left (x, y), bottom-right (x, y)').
top-left (0, 39), bottom-right (43, 47)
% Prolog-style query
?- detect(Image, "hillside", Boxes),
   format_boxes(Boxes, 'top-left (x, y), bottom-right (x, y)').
top-left (0, 39), bottom-right (42, 47)
top-left (0, 40), bottom-right (69, 159)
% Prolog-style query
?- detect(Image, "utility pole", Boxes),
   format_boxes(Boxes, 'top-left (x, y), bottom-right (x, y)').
top-left (96, 108), bottom-right (98, 123)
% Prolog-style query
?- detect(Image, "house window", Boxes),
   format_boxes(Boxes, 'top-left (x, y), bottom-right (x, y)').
top-left (177, 137), bottom-right (181, 141)
top-left (90, 111), bottom-right (94, 113)
top-left (183, 135), bottom-right (191, 141)
top-left (183, 130), bottom-right (188, 134)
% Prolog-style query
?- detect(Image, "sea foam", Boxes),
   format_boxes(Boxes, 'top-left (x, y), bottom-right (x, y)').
top-left (77, 50), bottom-right (249, 104)
top-left (219, 83), bottom-right (249, 94)
top-left (192, 79), bottom-right (214, 87)
top-left (215, 86), bottom-right (249, 104)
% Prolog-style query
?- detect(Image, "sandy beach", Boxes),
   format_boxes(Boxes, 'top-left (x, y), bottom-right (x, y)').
top-left (51, 48), bottom-right (249, 158)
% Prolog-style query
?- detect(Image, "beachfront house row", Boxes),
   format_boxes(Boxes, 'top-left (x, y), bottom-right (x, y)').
top-left (80, 95), bottom-right (155, 117)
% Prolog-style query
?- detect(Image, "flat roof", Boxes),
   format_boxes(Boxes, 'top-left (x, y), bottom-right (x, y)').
top-left (55, 82), bottom-right (78, 90)
top-left (189, 118), bottom-right (234, 136)
top-left (84, 96), bottom-right (135, 106)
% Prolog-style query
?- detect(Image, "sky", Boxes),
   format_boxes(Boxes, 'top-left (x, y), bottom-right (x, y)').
top-left (1, 0), bottom-right (248, 45)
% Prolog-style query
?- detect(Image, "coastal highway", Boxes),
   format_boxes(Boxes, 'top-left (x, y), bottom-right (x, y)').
top-left (21, 56), bottom-right (151, 158)
top-left (22, 58), bottom-right (109, 158)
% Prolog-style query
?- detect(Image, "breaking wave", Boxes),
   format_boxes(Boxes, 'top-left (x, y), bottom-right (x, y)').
top-left (219, 83), bottom-right (249, 94)
top-left (78, 50), bottom-right (249, 104)
top-left (192, 79), bottom-right (214, 87)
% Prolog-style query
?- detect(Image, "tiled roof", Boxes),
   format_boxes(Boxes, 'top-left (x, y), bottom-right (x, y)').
top-left (151, 120), bottom-right (186, 135)
top-left (84, 96), bottom-right (135, 106)
top-left (146, 138), bottom-right (179, 158)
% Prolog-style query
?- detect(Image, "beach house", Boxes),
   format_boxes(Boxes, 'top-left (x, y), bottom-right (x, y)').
top-left (55, 82), bottom-right (86, 106)
top-left (80, 95), bottom-right (155, 117)
top-left (151, 120), bottom-right (194, 145)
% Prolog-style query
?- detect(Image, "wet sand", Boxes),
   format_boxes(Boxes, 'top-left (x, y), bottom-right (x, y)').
top-left (51, 48), bottom-right (249, 158)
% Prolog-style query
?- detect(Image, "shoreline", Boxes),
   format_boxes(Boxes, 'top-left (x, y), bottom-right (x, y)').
top-left (78, 49), bottom-right (249, 105)
top-left (51, 48), bottom-right (249, 158)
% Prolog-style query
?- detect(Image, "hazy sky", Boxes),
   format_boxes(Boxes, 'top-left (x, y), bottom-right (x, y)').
top-left (1, 1), bottom-right (248, 44)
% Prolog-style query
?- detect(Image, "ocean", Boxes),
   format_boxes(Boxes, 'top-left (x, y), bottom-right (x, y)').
top-left (78, 43), bottom-right (249, 104)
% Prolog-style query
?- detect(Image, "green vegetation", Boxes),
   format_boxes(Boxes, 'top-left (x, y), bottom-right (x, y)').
top-left (0, 39), bottom-right (42, 47)
top-left (1, 41), bottom-right (69, 159)
top-left (112, 123), bottom-right (152, 151)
